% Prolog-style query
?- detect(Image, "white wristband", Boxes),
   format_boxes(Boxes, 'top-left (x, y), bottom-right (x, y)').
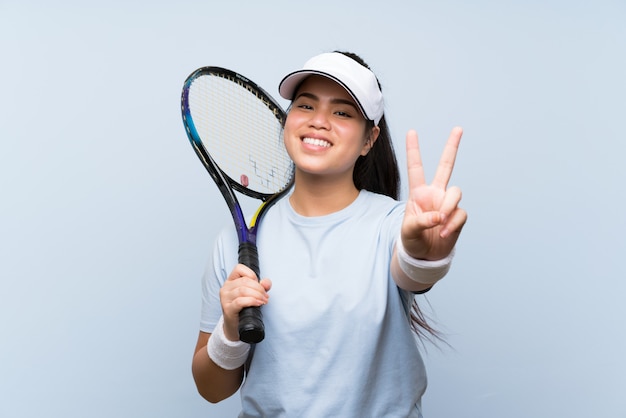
top-left (207, 316), bottom-right (250, 370)
top-left (396, 235), bottom-right (455, 285)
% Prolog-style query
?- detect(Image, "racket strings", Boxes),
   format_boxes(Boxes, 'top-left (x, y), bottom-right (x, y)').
top-left (188, 75), bottom-right (293, 195)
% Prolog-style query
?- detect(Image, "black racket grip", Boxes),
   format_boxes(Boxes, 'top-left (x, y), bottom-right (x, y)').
top-left (238, 242), bottom-right (265, 343)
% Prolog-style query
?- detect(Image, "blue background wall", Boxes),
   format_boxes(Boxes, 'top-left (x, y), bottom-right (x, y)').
top-left (1, 1), bottom-right (624, 416)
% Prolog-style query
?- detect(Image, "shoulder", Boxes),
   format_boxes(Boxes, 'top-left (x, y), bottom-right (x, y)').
top-left (213, 224), bottom-right (239, 256)
top-left (358, 190), bottom-right (404, 218)
top-left (355, 190), bottom-right (405, 245)
top-left (360, 189), bottom-right (401, 205)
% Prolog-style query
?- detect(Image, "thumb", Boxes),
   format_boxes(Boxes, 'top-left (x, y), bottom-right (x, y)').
top-left (260, 278), bottom-right (272, 292)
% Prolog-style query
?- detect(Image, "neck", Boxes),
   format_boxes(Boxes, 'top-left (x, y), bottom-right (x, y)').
top-left (289, 171), bottom-right (360, 217)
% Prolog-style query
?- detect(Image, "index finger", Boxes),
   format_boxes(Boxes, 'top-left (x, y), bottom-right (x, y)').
top-left (227, 263), bottom-right (258, 282)
top-left (406, 129), bottom-right (426, 189)
top-left (432, 127), bottom-right (463, 189)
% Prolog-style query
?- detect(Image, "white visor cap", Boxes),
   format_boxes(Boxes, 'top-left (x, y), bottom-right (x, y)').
top-left (278, 52), bottom-right (384, 125)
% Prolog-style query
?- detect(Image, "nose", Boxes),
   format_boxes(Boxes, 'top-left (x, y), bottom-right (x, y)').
top-left (309, 109), bottom-right (331, 130)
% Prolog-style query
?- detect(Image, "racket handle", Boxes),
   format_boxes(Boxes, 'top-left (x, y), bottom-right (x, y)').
top-left (238, 243), bottom-right (265, 344)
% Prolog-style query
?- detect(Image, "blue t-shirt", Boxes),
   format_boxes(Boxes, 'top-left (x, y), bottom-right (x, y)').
top-left (200, 190), bottom-right (427, 418)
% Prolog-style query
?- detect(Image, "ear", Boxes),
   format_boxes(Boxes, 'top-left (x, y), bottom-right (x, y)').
top-left (360, 126), bottom-right (380, 156)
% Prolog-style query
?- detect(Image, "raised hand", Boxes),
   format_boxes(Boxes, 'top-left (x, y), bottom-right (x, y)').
top-left (401, 127), bottom-right (467, 261)
top-left (219, 265), bottom-right (271, 341)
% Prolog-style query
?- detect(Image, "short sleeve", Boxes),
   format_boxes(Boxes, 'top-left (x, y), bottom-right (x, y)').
top-left (199, 225), bottom-right (239, 333)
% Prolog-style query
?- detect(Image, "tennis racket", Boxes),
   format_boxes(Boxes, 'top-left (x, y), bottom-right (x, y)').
top-left (181, 67), bottom-right (294, 344)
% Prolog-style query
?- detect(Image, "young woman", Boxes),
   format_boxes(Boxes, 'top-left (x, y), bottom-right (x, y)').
top-left (191, 51), bottom-right (466, 417)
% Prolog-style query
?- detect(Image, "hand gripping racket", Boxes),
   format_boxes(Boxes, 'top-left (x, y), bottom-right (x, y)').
top-left (181, 67), bottom-right (294, 344)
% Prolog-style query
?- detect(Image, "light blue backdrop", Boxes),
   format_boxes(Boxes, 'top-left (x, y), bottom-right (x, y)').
top-left (1, 1), bottom-right (624, 417)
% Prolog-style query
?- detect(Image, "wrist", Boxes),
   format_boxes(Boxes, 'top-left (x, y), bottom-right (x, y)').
top-left (396, 235), bottom-right (455, 285)
top-left (207, 316), bottom-right (250, 370)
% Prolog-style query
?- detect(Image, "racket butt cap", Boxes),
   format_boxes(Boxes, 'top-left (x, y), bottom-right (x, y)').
top-left (239, 326), bottom-right (265, 344)
top-left (238, 306), bottom-right (265, 343)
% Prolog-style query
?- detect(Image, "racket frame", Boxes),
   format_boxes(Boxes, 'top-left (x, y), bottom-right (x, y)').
top-left (181, 66), bottom-right (293, 343)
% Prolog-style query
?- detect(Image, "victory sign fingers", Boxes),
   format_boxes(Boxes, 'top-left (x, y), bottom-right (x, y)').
top-left (402, 127), bottom-right (466, 259)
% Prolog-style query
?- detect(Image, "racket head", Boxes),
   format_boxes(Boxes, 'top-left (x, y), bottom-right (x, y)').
top-left (181, 67), bottom-right (294, 201)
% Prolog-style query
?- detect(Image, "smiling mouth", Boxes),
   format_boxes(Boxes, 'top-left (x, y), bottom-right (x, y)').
top-left (302, 137), bottom-right (331, 148)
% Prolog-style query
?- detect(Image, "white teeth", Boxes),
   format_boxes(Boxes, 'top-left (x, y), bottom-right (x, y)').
top-left (303, 137), bottom-right (331, 148)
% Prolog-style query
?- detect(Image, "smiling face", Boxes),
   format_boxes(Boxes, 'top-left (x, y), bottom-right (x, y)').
top-left (283, 75), bottom-right (380, 184)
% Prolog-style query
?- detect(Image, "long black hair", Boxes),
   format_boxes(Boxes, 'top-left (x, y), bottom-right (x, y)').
top-left (335, 52), bottom-right (400, 200)
top-left (337, 51), bottom-right (444, 345)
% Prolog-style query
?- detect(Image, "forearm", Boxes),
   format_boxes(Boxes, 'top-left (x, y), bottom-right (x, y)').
top-left (191, 333), bottom-right (244, 403)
